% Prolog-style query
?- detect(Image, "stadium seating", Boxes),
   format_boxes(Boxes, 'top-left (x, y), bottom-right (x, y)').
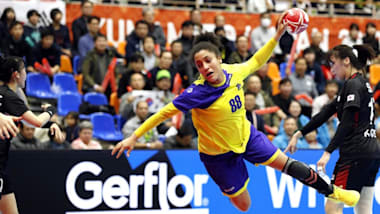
top-left (110, 92), bottom-right (120, 114)
top-left (370, 64), bottom-right (380, 86)
top-left (91, 113), bottom-right (124, 142)
top-left (117, 41), bottom-right (127, 56)
top-left (84, 92), bottom-right (108, 105)
top-left (26, 73), bottom-right (56, 99)
top-left (53, 73), bottom-right (79, 95)
top-left (57, 93), bottom-right (82, 116)
top-left (60, 55), bottom-right (73, 73)
top-left (279, 62), bottom-right (295, 78)
top-left (267, 62), bottom-right (281, 96)
top-left (72, 55), bottom-right (80, 75)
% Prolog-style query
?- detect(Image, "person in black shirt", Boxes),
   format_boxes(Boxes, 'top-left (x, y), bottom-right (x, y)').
top-left (272, 78), bottom-right (294, 115)
top-left (48, 8), bottom-right (72, 57)
top-left (0, 7), bottom-right (16, 39)
top-left (1, 21), bottom-right (34, 72)
top-left (0, 56), bottom-right (64, 212)
top-left (71, 0), bottom-right (93, 51)
top-left (362, 22), bottom-right (379, 56)
top-left (287, 44), bottom-right (380, 214)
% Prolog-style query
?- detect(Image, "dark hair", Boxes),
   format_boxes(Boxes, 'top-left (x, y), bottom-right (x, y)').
top-left (328, 44), bottom-right (375, 70)
top-left (129, 53), bottom-right (144, 63)
top-left (171, 39), bottom-right (182, 47)
top-left (244, 91), bottom-right (256, 97)
top-left (236, 35), bottom-right (248, 43)
top-left (303, 47), bottom-right (315, 55)
top-left (65, 111), bottom-right (79, 121)
top-left (366, 22), bottom-right (376, 30)
top-left (81, 0), bottom-right (94, 7)
top-left (50, 8), bottom-right (62, 21)
top-left (260, 11), bottom-right (270, 18)
top-left (214, 26), bottom-right (225, 34)
top-left (93, 34), bottom-right (106, 42)
top-left (27, 9), bottom-right (40, 19)
top-left (143, 35), bottom-right (155, 44)
top-left (87, 16), bottom-right (100, 24)
top-left (40, 27), bottom-right (54, 39)
top-left (279, 78), bottom-right (292, 86)
top-left (284, 116), bottom-right (297, 123)
top-left (135, 20), bottom-right (149, 28)
top-left (326, 80), bottom-right (338, 88)
top-left (349, 23), bottom-right (359, 31)
top-left (0, 56), bottom-right (24, 83)
top-left (190, 32), bottom-right (223, 61)
top-left (177, 119), bottom-right (194, 137)
top-left (0, 7), bottom-right (16, 24)
top-left (181, 20), bottom-right (194, 29)
top-left (9, 21), bottom-right (23, 30)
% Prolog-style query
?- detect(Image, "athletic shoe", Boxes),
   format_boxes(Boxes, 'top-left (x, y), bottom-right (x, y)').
top-left (327, 185), bottom-right (360, 207)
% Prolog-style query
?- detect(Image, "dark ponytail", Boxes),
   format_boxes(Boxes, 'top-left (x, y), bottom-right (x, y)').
top-left (0, 56), bottom-right (24, 83)
top-left (190, 32), bottom-right (223, 61)
top-left (330, 44), bottom-right (375, 71)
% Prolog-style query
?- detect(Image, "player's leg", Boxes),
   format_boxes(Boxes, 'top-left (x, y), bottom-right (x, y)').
top-left (0, 193), bottom-right (18, 214)
top-left (325, 199), bottom-right (343, 214)
top-left (354, 186), bottom-right (374, 214)
top-left (229, 189), bottom-right (251, 212)
top-left (199, 151), bottom-right (251, 212)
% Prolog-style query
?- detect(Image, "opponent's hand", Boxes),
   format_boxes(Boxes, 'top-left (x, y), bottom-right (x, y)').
top-left (274, 11), bottom-right (288, 41)
top-left (112, 134), bottom-right (138, 159)
top-left (50, 123), bottom-right (65, 143)
top-left (0, 113), bottom-right (22, 140)
top-left (317, 151), bottom-right (331, 173)
top-left (284, 130), bottom-right (302, 154)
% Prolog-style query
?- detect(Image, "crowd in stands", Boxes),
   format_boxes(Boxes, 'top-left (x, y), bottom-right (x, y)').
top-left (1, 0), bottom-right (380, 151)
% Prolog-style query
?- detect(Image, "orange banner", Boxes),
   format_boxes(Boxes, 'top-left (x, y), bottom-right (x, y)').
top-left (66, 3), bottom-right (380, 50)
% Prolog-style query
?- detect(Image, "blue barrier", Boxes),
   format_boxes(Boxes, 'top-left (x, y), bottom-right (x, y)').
top-left (7, 150), bottom-right (379, 214)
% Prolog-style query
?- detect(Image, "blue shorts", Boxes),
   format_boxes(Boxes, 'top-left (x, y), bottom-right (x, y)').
top-left (199, 125), bottom-right (279, 197)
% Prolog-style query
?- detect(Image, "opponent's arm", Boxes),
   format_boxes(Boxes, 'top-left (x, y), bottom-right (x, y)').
top-left (112, 103), bottom-right (180, 158)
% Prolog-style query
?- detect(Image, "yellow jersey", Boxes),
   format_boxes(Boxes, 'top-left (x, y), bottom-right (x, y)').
top-left (134, 38), bottom-right (278, 155)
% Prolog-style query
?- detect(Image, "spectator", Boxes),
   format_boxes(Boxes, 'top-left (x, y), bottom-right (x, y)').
top-left (142, 7), bottom-right (166, 51)
top-left (31, 28), bottom-right (61, 75)
top-left (214, 14), bottom-right (225, 28)
top-left (227, 35), bottom-right (251, 64)
top-left (118, 53), bottom-right (151, 98)
top-left (171, 40), bottom-right (193, 88)
top-left (342, 23), bottom-right (363, 47)
top-left (272, 78), bottom-right (295, 115)
top-left (82, 34), bottom-right (119, 97)
top-left (11, 123), bottom-right (46, 150)
top-left (149, 51), bottom-right (174, 87)
top-left (303, 47), bottom-right (326, 94)
top-left (289, 57), bottom-right (318, 117)
top-left (1, 21), bottom-right (33, 72)
top-left (247, 0), bottom-right (274, 13)
top-left (45, 124), bottom-right (71, 150)
top-left (244, 92), bottom-right (266, 133)
top-left (304, 130), bottom-right (323, 149)
top-left (255, 63), bottom-right (272, 95)
top-left (278, 100), bottom-right (310, 135)
top-left (125, 20), bottom-right (149, 62)
top-left (363, 22), bottom-right (379, 55)
top-left (142, 36), bottom-right (157, 71)
top-left (122, 101), bottom-right (163, 149)
top-left (48, 8), bottom-right (72, 57)
top-left (215, 27), bottom-right (235, 63)
top-left (279, 31), bottom-right (294, 57)
top-left (190, 9), bottom-right (203, 36)
top-left (72, 0), bottom-right (94, 51)
top-left (245, 75), bottom-right (283, 134)
top-left (24, 9), bottom-right (41, 48)
top-left (0, 7), bottom-right (16, 39)
top-left (153, 69), bottom-right (176, 134)
top-left (177, 21), bottom-right (194, 56)
top-left (312, 80), bottom-right (339, 116)
top-left (309, 31), bottom-right (327, 65)
top-left (272, 117), bottom-right (308, 150)
top-left (250, 12), bottom-right (276, 53)
top-left (71, 121), bottom-right (102, 150)
top-left (164, 120), bottom-right (197, 149)
top-left (63, 111), bottom-right (80, 143)
top-left (119, 72), bottom-right (146, 120)
top-left (78, 16), bottom-right (100, 59)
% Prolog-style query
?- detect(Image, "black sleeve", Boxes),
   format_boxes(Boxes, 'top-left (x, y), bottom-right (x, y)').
top-left (343, 80), bottom-right (361, 110)
top-left (63, 26), bottom-right (72, 49)
top-left (325, 107), bottom-right (357, 153)
top-left (4, 92), bottom-right (29, 116)
top-left (300, 99), bottom-right (337, 135)
top-left (117, 74), bottom-right (129, 98)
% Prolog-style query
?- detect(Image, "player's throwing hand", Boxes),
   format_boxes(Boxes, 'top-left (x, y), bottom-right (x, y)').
top-left (112, 134), bottom-right (138, 158)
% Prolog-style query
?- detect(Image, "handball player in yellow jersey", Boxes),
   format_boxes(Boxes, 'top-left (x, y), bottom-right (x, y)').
top-left (112, 13), bottom-right (360, 211)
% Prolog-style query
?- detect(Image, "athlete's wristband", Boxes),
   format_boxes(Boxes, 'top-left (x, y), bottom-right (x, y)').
top-left (42, 121), bottom-right (55, 128)
top-left (45, 106), bottom-right (57, 117)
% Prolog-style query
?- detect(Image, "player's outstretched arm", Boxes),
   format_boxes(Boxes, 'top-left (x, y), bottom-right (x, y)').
top-left (0, 113), bottom-right (22, 140)
top-left (284, 130), bottom-right (302, 154)
top-left (112, 134), bottom-right (138, 158)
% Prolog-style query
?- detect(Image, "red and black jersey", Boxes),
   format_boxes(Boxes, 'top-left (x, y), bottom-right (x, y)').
top-left (301, 73), bottom-right (380, 159)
